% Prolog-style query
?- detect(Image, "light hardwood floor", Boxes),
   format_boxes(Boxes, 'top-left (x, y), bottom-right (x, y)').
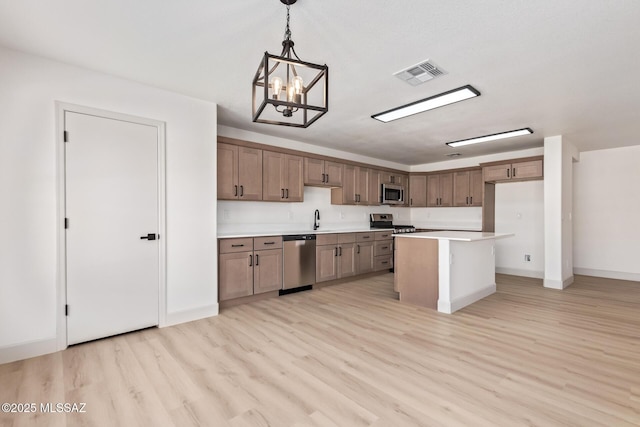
top-left (2, 274), bottom-right (640, 426)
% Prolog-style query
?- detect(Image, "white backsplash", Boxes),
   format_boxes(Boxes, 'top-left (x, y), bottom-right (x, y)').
top-left (411, 207), bottom-right (482, 231)
top-left (217, 186), bottom-right (411, 235)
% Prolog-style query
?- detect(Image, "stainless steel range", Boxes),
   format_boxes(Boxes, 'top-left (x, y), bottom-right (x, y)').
top-left (369, 213), bottom-right (416, 234)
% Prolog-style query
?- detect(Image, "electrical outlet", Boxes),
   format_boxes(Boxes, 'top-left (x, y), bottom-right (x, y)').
top-left (524, 254), bottom-right (531, 262)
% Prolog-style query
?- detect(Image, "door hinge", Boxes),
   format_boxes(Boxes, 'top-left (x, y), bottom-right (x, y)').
top-left (65, 304), bottom-right (69, 316)
top-left (65, 218), bottom-right (69, 229)
top-left (63, 131), bottom-right (68, 142)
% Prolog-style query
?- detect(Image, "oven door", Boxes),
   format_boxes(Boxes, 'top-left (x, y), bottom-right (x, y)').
top-left (382, 184), bottom-right (404, 205)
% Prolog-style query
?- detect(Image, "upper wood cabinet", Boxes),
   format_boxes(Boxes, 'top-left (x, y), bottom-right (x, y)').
top-left (262, 151), bottom-right (304, 202)
top-left (332, 165), bottom-right (370, 205)
top-left (453, 169), bottom-right (483, 207)
top-left (369, 169), bottom-right (382, 206)
top-left (409, 175), bottom-right (427, 207)
top-left (381, 172), bottom-right (406, 186)
top-left (483, 159), bottom-right (543, 182)
top-left (304, 158), bottom-right (343, 187)
top-left (427, 173), bottom-right (453, 207)
top-left (217, 143), bottom-right (263, 200)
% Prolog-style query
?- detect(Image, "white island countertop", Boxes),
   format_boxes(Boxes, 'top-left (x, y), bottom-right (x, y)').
top-left (394, 231), bottom-right (514, 242)
top-left (218, 228), bottom-right (394, 239)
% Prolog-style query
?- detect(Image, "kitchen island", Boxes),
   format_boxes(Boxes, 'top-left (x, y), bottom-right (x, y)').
top-left (394, 231), bottom-right (513, 314)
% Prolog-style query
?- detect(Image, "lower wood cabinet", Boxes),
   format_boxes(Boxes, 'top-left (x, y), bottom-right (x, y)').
top-left (218, 236), bottom-right (282, 301)
top-left (316, 233), bottom-right (357, 283)
top-left (356, 232), bottom-right (375, 274)
top-left (374, 231), bottom-right (393, 272)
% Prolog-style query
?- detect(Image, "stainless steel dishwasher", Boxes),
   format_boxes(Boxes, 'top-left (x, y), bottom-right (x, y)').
top-left (281, 234), bottom-right (316, 294)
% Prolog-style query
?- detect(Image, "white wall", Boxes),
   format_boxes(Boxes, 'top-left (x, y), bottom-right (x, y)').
top-left (573, 145), bottom-right (640, 281)
top-left (495, 181), bottom-right (545, 278)
top-left (0, 46), bottom-right (218, 363)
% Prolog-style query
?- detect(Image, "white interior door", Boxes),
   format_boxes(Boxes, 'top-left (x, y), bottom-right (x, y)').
top-left (65, 111), bottom-right (159, 345)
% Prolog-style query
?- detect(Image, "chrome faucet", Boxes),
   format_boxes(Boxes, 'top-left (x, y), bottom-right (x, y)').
top-left (313, 209), bottom-right (320, 230)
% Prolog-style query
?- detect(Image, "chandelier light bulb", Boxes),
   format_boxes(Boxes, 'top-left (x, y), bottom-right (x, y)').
top-left (293, 75), bottom-right (303, 95)
top-left (271, 77), bottom-right (283, 100)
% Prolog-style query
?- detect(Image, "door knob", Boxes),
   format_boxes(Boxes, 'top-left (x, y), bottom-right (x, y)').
top-left (140, 233), bottom-right (158, 240)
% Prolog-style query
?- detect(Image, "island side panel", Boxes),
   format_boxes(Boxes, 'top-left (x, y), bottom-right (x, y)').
top-left (395, 237), bottom-right (439, 309)
top-left (448, 239), bottom-right (497, 312)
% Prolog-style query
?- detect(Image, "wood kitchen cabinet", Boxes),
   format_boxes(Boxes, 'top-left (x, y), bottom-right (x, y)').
top-left (217, 143), bottom-right (263, 200)
top-left (483, 159), bottom-right (543, 182)
top-left (331, 165), bottom-right (370, 205)
top-left (369, 169), bottom-right (382, 206)
top-left (304, 157), bottom-right (343, 186)
top-left (356, 232), bottom-right (375, 274)
top-left (453, 169), bottom-right (483, 207)
top-left (262, 151), bottom-right (304, 202)
top-left (316, 233), bottom-right (357, 282)
top-left (218, 236), bottom-right (282, 301)
top-left (409, 175), bottom-right (427, 207)
top-left (381, 172), bottom-right (406, 186)
top-left (427, 173), bottom-right (453, 207)
top-left (374, 231), bottom-right (393, 271)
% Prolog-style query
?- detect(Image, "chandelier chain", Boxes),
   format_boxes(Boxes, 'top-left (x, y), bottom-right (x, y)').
top-left (284, 4), bottom-right (292, 41)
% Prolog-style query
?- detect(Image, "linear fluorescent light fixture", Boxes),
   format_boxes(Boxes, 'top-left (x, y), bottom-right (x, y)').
top-left (446, 127), bottom-right (533, 148)
top-left (372, 85), bottom-right (480, 123)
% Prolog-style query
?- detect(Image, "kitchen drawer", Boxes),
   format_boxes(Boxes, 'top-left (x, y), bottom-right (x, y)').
top-left (374, 256), bottom-right (393, 271)
top-left (338, 233), bottom-right (356, 244)
top-left (374, 240), bottom-right (392, 256)
top-left (374, 230), bottom-right (393, 241)
top-left (356, 232), bottom-right (374, 242)
top-left (219, 238), bottom-right (253, 254)
top-left (316, 233), bottom-right (338, 246)
top-left (254, 236), bottom-right (283, 250)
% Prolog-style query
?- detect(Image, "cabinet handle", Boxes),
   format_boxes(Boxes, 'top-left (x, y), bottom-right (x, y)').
top-left (362, 236), bottom-right (370, 239)
top-left (381, 261), bottom-right (389, 265)
top-left (263, 241), bottom-right (275, 245)
top-left (240, 185), bottom-right (244, 197)
top-left (339, 246), bottom-right (342, 256)
top-left (326, 174), bottom-right (329, 183)
top-left (470, 196), bottom-right (473, 204)
top-left (410, 198), bottom-right (413, 206)
top-left (466, 196), bottom-right (469, 205)
top-left (322, 173), bottom-right (326, 183)
top-left (249, 254), bottom-right (253, 266)
top-left (335, 247), bottom-right (338, 257)
top-left (507, 168), bottom-right (510, 178)
top-left (357, 245), bottom-right (360, 254)
top-left (255, 254), bottom-right (259, 266)
top-left (286, 189), bottom-right (289, 199)
top-left (231, 244), bottom-right (245, 247)
top-left (234, 185), bottom-right (238, 196)
top-left (382, 246), bottom-right (388, 250)
top-left (513, 168), bottom-right (516, 177)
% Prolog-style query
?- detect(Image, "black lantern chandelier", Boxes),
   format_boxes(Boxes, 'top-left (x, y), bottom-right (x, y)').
top-left (252, 0), bottom-right (329, 128)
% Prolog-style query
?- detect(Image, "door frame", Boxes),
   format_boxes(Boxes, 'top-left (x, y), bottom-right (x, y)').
top-left (55, 102), bottom-right (167, 350)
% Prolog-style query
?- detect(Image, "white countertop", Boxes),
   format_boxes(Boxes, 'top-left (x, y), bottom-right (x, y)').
top-left (218, 228), bottom-right (395, 239)
top-left (394, 231), bottom-right (514, 242)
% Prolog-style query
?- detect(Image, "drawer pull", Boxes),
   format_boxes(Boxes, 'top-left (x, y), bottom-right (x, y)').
top-left (362, 236), bottom-right (370, 239)
top-left (255, 254), bottom-right (259, 266)
top-left (249, 254), bottom-right (253, 266)
top-left (381, 246), bottom-right (388, 250)
top-left (231, 244), bottom-right (245, 247)
top-left (381, 261), bottom-right (388, 265)
top-left (263, 242), bottom-right (276, 245)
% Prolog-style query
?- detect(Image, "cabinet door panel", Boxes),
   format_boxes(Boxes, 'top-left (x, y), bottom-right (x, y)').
top-left (338, 243), bottom-right (357, 278)
top-left (439, 173), bottom-right (453, 207)
top-left (217, 143), bottom-right (238, 200)
top-left (469, 169), bottom-right (483, 206)
top-left (356, 242), bottom-right (375, 274)
top-left (254, 249), bottom-right (282, 294)
top-left (342, 164), bottom-right (357, 204)
top-left (513, 160), bottom-right (543, 179)
top-left (285, 155), bottom-right (304, 202)
top-left (304, 157), bottom-right (325, 185)
top-left (427, 175), bottom-right (440, 207)
top-left (316, 245), bottom-right (338, 282)
top-left (262, 151), bottom-right (285, 201)
top-left (483, 164), bottom-right (511, 182)
top-left (409, 175), bottom-right (427, 207)
top-left (219, 252), bottom-right (253, 301)
top-left (238, 147), bottom-right (263, 200)
top-left (324, 161), bottom-right (343, 186)
top-left (453, 171), bottom-right (471, 207)
top-left (357, 167), bottom-right (370, 204)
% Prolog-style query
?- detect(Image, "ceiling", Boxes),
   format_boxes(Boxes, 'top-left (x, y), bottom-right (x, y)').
top-left (1, 0), bottom-right (639, 165)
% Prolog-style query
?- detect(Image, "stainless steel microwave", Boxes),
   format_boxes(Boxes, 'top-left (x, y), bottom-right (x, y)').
top-left (381, 183), bottom-right (404, 205)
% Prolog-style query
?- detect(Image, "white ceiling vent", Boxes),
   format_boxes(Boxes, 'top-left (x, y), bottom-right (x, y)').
top-left (394, 59), bottom-right (447, 86)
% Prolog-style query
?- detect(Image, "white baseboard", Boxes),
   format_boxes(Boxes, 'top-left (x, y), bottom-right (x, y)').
top-left (544, 275), bottom-right (574, 289)
top-left (496, 267), bottom-right (544, 279)
top-left (438, 283), bottom-right (496, 314)
top-left (0, 337), bottom-right (58, 365)
top-left (573, 268), bottom-right (640, 282)
top-left (162, 303), bottom-right (219, 327)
